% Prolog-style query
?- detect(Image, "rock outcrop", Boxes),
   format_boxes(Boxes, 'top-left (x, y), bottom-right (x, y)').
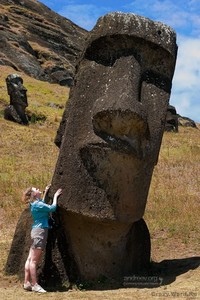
top-left (178, 115), bottom-right (197, 128)
top-left (0, 0), bottom-right (87, 85)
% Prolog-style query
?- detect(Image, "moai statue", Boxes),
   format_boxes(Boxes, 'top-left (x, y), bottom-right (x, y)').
top-left (165, 105), bottom-right (178, 132)
top-left (4, 74), bottom-right (29, 125)
top-left (6, 12), bottom-right (177, 286)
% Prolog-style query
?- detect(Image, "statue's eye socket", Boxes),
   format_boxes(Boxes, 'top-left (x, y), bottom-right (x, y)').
top-left (141, 70), bottom-right (171, 92)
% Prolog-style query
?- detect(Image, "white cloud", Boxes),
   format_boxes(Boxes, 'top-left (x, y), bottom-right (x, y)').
top-left (127, 0), bottom-right (200, 37)
top-left (170, 37), bottom-right (200, 121)
top-left (40, 0), bottom-right (200, 122)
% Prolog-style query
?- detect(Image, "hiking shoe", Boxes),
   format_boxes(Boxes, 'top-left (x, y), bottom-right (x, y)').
top-left (32, 283), bottom-right (47, 293)
top-left (23, 282), bottom-right (32, 291)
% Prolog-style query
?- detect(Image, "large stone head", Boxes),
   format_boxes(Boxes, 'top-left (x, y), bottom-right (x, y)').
top-left (52, 12), bottom-right (177, 223)
top-left (6, 74), bottom-right (28, 107)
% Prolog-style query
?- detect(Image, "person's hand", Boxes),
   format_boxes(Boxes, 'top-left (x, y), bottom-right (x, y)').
top-left (55, 188), bottom-right (62, 197)
top-left (45, 184), bottom-right (51, 191)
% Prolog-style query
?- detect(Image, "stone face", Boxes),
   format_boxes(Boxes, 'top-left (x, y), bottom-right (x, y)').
top-left (51, 12), bottom-right (177, 280)
top-left (165, 105), bottom-right (178, 132)
top-left (164, 105), bottom-right (197, 132)
top-left (54, 12), bottom-right (177, 220)
top-left (6, 12), bottom-right (177, 284)
top-left (4, 74), bottom-right (29, 124)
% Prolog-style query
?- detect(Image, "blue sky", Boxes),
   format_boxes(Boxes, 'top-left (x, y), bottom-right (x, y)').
top-left (39, 0), bottom-right (200, 122)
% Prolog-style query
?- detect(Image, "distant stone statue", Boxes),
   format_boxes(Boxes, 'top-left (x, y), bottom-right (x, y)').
top-left (6, 12), bottom-right (177, 286)
top-left (165, 105), bottom-right (178, 132)
top-left (4, 74), bottom-right (29, 125)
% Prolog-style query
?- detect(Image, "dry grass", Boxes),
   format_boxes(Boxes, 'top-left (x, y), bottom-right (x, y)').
top-left (0, 66), bottom-right (69, 123)
top-left (28, 41), bottom-right (62, 66)
top-left (0, 66), bottom-right (199, 299)
top-left (0, 66), bottom-right (67, 245)
top-left (146, 126), bottom-right (200, 239)
top-left (145, 126), bottom-right (200, 266)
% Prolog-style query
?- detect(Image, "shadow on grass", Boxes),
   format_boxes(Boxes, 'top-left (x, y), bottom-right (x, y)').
top-left (46, 256), bottom-right (200, 292)
top-left (150, 256), bottom-right (200, 286)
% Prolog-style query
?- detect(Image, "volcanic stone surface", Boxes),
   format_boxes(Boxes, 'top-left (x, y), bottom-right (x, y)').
top-left (6, 12), bottom-right (177, 285)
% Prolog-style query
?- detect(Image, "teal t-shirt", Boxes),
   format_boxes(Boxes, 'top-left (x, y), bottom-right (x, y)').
top-left (30, 199), bottom-right (56, 228)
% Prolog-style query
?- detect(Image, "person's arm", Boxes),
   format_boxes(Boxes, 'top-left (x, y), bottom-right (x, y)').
top-left (42, 184), bottom-right (51, 201)
top-left (37, 189), bottom-right (62, 213)
top-left (52, 188), bottom-right (62, 206)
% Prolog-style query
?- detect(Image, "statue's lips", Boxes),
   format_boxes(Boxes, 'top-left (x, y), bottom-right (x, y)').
top-left (82, 132), bottom-right (150, 160)
top-left (83, 131), bottom-right (150, 160)
top-left (91, 109), bottom-right (150, 159)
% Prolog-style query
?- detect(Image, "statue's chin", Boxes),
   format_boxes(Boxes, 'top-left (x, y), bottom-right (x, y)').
top-left (79, 144), bottom-right (152, 222)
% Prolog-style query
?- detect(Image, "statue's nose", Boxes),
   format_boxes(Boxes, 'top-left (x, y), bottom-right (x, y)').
top-left (91, 55), bottom-right (150, 157)
top-left (93, 56), bottom-right (149, 135)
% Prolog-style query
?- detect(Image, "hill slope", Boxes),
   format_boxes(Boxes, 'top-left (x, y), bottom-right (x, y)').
top-left (0, 0), bottom-right (87, 85)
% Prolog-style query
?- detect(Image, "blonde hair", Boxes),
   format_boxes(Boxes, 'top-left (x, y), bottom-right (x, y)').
top-left (22, 187), bottom-right (34, 204)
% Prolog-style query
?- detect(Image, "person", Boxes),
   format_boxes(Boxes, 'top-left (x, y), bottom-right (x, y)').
top-left (22, 184), bottom-right (62, 293)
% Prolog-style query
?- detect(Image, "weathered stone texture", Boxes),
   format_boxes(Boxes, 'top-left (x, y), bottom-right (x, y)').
top-left (6, 12), bottom-right (177, 285)
top-left (165, 105), bottom-right (178, 132)
top-left (4, 74), bottom-right (29, 124)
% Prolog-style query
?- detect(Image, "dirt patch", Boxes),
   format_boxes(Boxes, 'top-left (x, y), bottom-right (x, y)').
top-left (0, 239), bottom-right (199, 299)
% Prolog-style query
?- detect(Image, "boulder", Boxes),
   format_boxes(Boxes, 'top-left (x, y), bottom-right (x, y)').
top-left (178, 116), bottom-right (197, 128)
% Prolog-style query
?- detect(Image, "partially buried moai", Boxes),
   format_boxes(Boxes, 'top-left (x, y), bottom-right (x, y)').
top-left (6, 12), bottom-right (177, 285)
top-left (4, 74), bottom-right (29, 125)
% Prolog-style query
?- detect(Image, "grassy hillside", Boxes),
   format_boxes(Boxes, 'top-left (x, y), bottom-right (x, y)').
top-left (0, 66), bottom-right (199, 299)
top-left (0, 66), bottom-right (69, 222)
top-left (146, 124), bottom-right (200, 261)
